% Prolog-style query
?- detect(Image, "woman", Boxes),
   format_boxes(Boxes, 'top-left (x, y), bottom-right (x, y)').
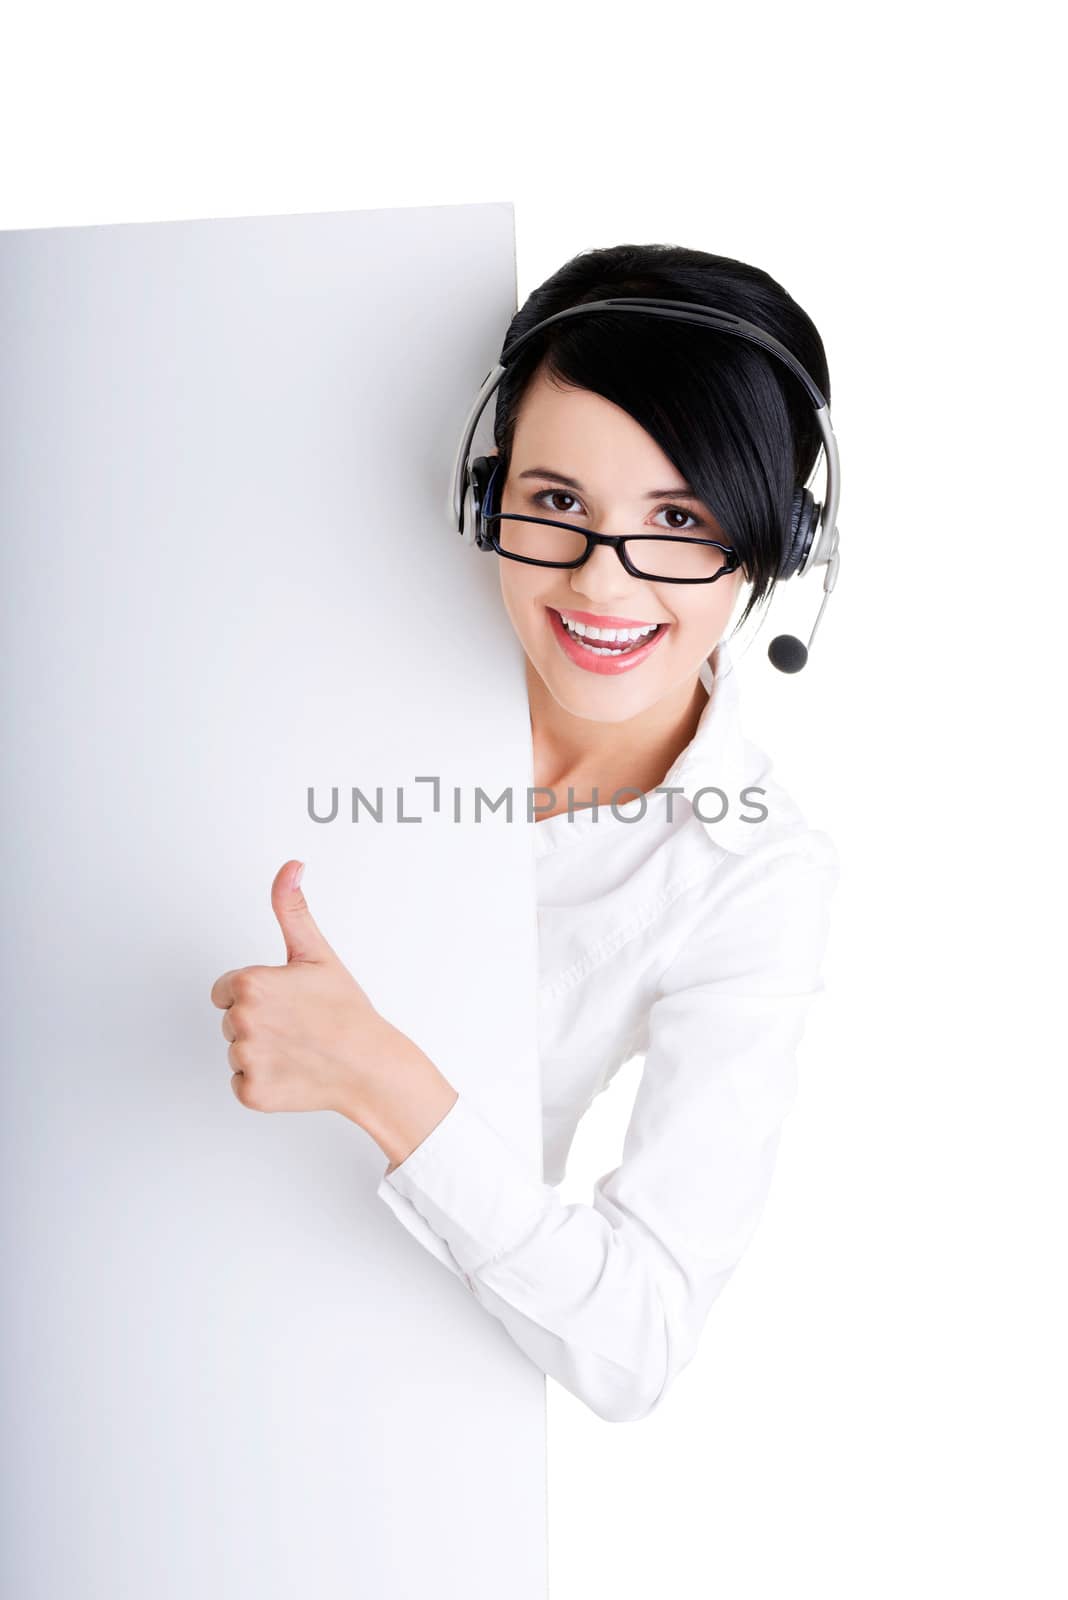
top-left (210, 243), bottom-right (840, 1425)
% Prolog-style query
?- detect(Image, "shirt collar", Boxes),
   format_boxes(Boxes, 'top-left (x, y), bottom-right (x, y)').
top-left (531, 637), bottom-right (756, 858)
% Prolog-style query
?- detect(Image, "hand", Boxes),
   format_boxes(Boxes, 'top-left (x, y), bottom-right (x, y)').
top-left (209, 859), bottom-right (396, 1119)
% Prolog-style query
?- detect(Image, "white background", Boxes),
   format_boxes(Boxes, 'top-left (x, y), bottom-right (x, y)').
top-left (2, 5), bottom-right (1063, 1596)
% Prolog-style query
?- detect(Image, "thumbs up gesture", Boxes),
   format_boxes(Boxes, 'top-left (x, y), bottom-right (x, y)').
top-left (209, 860), bottom-right (395, 1119)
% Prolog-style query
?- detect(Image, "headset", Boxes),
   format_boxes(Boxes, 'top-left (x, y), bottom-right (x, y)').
top-left (448, 296), bottom-right (841, 673)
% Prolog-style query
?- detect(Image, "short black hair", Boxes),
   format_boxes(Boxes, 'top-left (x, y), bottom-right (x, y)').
top-left (492, 243), bottom-right (831, 634)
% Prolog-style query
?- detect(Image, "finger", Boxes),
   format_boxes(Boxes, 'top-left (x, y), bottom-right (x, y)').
top-left (270, 859), bottom-right (335, 965)
top-left (210, 969), bottom-right (242, 1009)
top-left (211, 966), bottom-right (271, 1011)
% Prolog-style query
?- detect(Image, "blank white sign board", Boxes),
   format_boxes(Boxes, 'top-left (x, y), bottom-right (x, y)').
top-left (0, 202), bottom-right (546, 1597)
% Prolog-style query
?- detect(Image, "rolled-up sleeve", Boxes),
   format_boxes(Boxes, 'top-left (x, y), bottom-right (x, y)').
top-left (376, 831), bottom-right (839, 1424)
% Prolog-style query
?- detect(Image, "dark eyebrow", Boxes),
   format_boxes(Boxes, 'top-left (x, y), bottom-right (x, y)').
top-left (516, 466), bottom-right (702, 501)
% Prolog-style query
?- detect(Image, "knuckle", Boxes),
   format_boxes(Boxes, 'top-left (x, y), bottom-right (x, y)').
top-left (232, 970), bottom-right (258, 1002)
top-left (241, 1080), bottom-right (270, 1112)
top-left (232, 1074), bottom-right (255, 1109)
top-left (228, 1040), bottom-right (253, 1073)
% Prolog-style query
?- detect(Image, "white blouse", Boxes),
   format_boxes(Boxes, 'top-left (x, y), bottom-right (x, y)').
top-left (376, 639), bottom-right (839, 1423)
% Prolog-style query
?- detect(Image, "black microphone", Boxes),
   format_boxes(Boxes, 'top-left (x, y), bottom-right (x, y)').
top-left (768, 634), bottom-right (808, 673)
top-left (767, 540), bottom-right (840, 673)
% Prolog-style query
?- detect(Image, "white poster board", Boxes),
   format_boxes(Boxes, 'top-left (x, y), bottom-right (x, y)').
top-left (0, 202), bottom-right (545, 1598)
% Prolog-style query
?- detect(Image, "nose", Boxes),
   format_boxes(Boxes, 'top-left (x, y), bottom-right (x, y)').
top-left (569, 539), bottom-right (647, 605)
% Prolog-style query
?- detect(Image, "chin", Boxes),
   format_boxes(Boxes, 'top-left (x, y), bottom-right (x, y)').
top-left (533, 651), bottom-right (672, 720)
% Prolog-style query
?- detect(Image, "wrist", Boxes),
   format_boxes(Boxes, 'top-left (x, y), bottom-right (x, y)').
top-left (342, 1023), bottom-right (459, 1170)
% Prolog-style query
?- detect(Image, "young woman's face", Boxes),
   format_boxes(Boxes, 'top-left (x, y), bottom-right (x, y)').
top-left (494, 364), bottom-right (745, 724)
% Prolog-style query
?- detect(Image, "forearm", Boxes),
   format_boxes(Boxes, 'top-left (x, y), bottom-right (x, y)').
top-left (340, 1024), bottom-right (459, 1173)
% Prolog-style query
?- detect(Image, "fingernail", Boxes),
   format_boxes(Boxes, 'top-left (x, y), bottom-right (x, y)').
top-left (294, 862), bottom-right (305, 889)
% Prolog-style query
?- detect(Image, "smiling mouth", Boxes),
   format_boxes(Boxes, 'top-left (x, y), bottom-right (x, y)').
top-left (549, 608), bottom-right (669, 655)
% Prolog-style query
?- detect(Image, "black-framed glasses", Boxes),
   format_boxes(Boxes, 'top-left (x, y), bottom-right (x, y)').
top-left (483, 512), bottom-right (740, 584)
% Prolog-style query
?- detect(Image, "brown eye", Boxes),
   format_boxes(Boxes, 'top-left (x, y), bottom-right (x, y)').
top-left (533, 489), bottom-right (581, 515)
top-left (655, 505), bottom-right (704, 533)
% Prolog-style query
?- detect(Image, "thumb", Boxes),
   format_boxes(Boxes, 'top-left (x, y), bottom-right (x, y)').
top-left (271, 860), bottom-right (335, 964)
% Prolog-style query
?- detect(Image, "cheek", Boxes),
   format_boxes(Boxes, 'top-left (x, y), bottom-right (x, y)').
top-left (497, 561), bottom-right (545, 628)
top-left (673, 577), bottom-right (739, 633)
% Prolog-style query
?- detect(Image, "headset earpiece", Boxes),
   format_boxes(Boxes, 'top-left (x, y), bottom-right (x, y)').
top-left (469, 454), bottom-right (502, 551)
top-left (779, 486), bottom-right (820, 580)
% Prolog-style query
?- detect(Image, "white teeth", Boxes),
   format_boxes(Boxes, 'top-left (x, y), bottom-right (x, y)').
top-left (560, 615), bottom-right (658, 641)
top-left (556, 611), bottom-right (663, 657)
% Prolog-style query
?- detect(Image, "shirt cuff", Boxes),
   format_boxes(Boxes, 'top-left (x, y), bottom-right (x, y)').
top-left (375, 1093), bottom-right (548, 1281)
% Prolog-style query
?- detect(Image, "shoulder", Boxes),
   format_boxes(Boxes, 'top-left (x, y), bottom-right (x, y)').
top-left (663, 747), bottom-right (839, 996)
top-left (695, 725), bottom-right (839, 879)
top-left (659, 825), bottom-right (839, 1001)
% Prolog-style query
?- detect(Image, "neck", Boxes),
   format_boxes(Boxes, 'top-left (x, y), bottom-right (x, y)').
top-left (527, 655), bottom-right (713, 814)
